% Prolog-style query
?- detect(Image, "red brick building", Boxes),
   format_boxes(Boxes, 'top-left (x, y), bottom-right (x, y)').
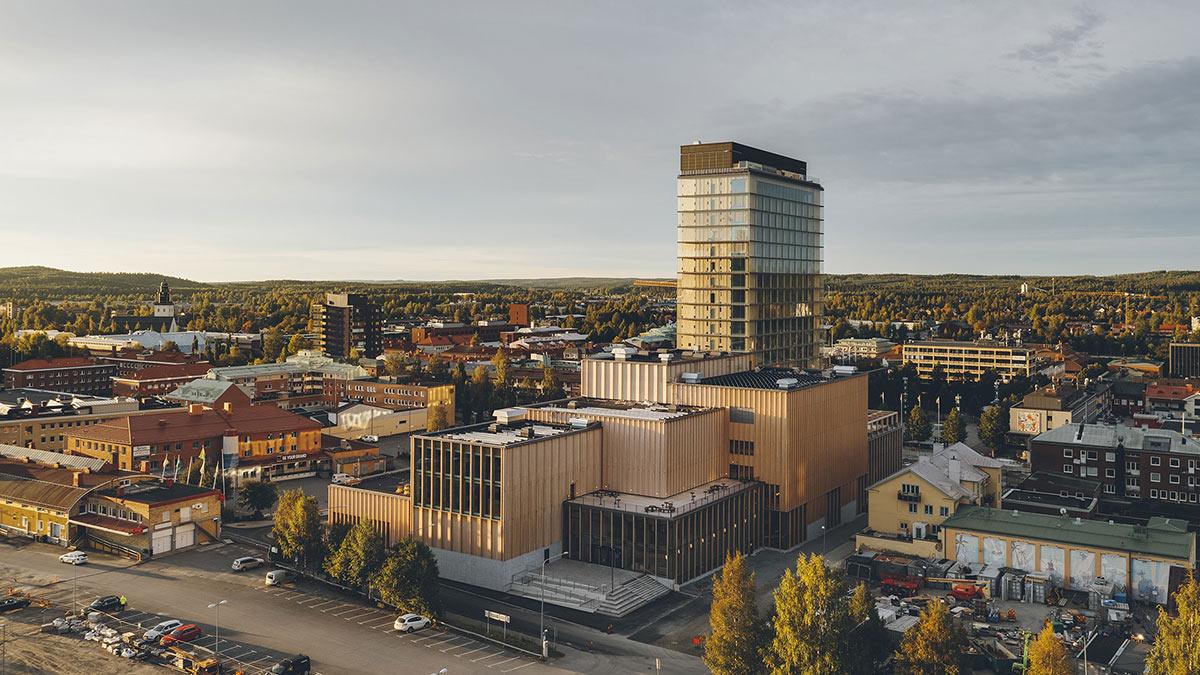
top-left (3, 357), bottom-right (117, 396)
top-left (111, 362), bottom-right (214, 399)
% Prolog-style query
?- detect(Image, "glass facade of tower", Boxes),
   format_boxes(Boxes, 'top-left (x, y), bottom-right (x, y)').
top-left (677, 144), bottom-right (823, 367)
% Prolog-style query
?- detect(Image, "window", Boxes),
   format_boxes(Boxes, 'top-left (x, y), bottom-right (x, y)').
top-left (730, 408), bottom-right (755, 424)
top-left (1105, 452), bottom-right (1116, 462)
top-left (1063, 448), bottom-right (1074, 458)
top-left (1105, 468), bottom-right (1115, 478)
top-left (899, 522), bottom-right (908, 530)
top-left (1063, 464), bottom-right (1073, 474)
top-left (1151, 489), bottom-right (1159, 498)
top-left (908, 503), bottom-right (917, 513)
top-left (1104, 484), bottom-right (1116, 494)
top-left (901, 484), bottom-right (919, 495)
top-left (1087, 450), bottom-right (1098, 460)
top-left (939, 506), bottom-right (950, 517)
top-left (924, 505), bottom-right (933, 515)
top-left (1170, 475), bottom-right (1180, 484)
top-left (1170, 457), bottom-right (1181, 468)
top-left (1127, 461), bottom-right (1139, 471)
top-left (1126, 477), bottom-right (1139, 488)
top-left (1151, 456), bottom-right (1161, 466)
top-left (729, 440), bottom-right (755, 456)
top-left (1151, 472), bottom-right (1161, 483)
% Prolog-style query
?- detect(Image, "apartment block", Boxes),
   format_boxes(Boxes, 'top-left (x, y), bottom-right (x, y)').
top-left (4, 357), bottom-right (117, 396)
top-left (902, 340), bottom-right (1034, 382)
top-left (0, 389), bottom-right (146, 452)
top-left (1168, 343), bottom-right (1200, 378)
top-left (311, 292), bottom-right (382, 359)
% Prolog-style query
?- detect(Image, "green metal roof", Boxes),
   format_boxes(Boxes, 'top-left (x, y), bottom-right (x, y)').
top-left (943, 505), bottom-right (1195, 561)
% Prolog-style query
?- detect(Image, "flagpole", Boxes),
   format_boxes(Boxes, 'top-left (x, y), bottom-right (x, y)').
top-left (185, 457), bottom-right (194, 485)
top-left (172, 455), bottom-right (180, 481)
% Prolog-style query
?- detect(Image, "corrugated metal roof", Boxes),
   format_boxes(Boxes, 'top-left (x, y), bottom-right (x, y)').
top-left (0, 473), bottom-right (90, 511)
top-left (0, 444), bottom-right (107, 472)
top-left (943, 505), bottom-right (1195, 560)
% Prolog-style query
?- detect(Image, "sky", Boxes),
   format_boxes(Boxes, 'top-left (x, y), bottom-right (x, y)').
top-left (1, 1), bottom-right (1198, 281)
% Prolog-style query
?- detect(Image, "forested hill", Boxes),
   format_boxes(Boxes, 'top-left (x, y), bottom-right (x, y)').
top-left (830, 271), bottom-right (1200, 294)
top-left (0, 266), bottom-right (205, 297)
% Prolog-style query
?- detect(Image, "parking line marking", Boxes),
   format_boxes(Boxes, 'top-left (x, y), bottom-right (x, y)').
top-left (412, 632), bottom-right (443, 643)
top-left (458, 645), bottom-right (489, 658)
top-left (488, 656), bottom-right (519, 668)
top-left (472, 650), bottom-right (504, 662)
top-left (502, 662), bottom-right (534, 672)
top-left (367, 618), bottom-right (394, 629)
top-left (309, 599), bottom-right (340, 609)
top-left (443, 638), bottom-right (477, 652)
top-left (357, 613), bottom-right (388, 625)
top-left (430, 635), bottom-right (464, 649)
top-left (297, 596), bottom-right (327, 606)
top-left (331, 606), bottom-right (360, 617)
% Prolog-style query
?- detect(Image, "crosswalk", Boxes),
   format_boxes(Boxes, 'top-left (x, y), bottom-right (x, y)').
top-left (253, 582), bottom-right (538, 672)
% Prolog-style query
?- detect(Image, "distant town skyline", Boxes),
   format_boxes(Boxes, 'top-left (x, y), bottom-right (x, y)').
top-left (2, 2), bottom-right (1199, 281)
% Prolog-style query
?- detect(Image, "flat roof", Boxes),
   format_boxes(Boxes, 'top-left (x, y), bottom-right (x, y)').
top-left (1001, 488), bottom-right (1095, 511)
top-left (423, 420), bottom-right (593, 447)
top-left (527, 399), bottom-right (711, 422)
top-left (570, 478), bottom-right (758, 519)
top-left (943, 505), bottom-right (1195, 560)
top-left (1033, 423), bottom-right (1197, 455)
top-left (699, 367), bottom-right (830, 390)
top-left (584, 349), bottom-right (744, 364)
top-left (905, 340), bottom-right (1032, 351)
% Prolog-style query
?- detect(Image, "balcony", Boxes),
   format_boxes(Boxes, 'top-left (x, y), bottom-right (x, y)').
top-left (897, 490), bottom-right (921, 503)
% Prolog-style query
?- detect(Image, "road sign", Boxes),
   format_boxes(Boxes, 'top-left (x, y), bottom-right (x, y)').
top-left (484, 610), bottom-right (510, 624)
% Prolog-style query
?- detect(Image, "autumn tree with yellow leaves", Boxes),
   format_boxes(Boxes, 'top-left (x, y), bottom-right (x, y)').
top-left (704, 552), bottom-right (761, 675)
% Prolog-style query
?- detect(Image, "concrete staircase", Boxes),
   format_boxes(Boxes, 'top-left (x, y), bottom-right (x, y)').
top-left (508, 569), bottom-right (670, 617)
top-left (595, 575), bottom-right (670, 617)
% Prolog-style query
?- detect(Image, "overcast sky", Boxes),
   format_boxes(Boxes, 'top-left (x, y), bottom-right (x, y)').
top-left (1, 2), bottom-right (1197, 281)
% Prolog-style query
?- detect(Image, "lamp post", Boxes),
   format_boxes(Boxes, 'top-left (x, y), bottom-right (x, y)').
top-left (207, 600), bottom-right (227, 658)
top-left (821, 524), bottom-right (827, 557)
top-left (540, 552), bottom-right (567, 659)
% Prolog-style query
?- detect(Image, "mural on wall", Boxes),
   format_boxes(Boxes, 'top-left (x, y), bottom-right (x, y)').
top-left (1015, 411), bottom-right (1042, 434)
top-left (1040, 546), bottom-right (1065, 586)
top-left (1070, 549), bottom-right (1097, 591)
top-left (1132, 559), bottom-right (1171, 604)
top-left (1100, 553), bottom-right (1128, 593)
top-left (956, 533), bottom-right (980, 565)
top-left (1011, 541), bottom-right (1035, 572)
top-left (983, 537), bottom-right (1007, 568)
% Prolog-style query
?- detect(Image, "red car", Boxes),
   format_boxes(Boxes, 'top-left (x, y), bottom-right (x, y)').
top-left (160, 623), bottom-right (202, 646)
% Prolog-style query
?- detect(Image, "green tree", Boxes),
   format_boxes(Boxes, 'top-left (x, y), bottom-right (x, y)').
top-left (977, 404), bottom-right (1007, 451)
top-left (285, 333), bottom-right (309, 356)
top-left (704, 552), bottom-right (760, 675)
top-left (272, 488), bottom-right (324, 566)
top-left (237, 480), bottom-right (278, 519)
top-left (384, 352), bottom-right (407, 377)
top-left (941, 408), bottom-right (967, 445)
top-left (426, 404), bottom-right (450, 431)
top-left (906, 405), bottom-right (931, 443)
top-left (539, 365), bottom-right (562, 400)
top-left (1146, 574), bottom-right (1200, 675)
top-left (895, 598), bottom-right (968, 675)
top-left (491, 347), bottom-right (510, 387)
top-left (372, 538), bottom-right (441, 617)
top-left (1027, 623), bottom-right (1072, 675)
top-left (765, 554), bottom-right (850, 675)
top-left (324, 518), bottom-right (386, 589)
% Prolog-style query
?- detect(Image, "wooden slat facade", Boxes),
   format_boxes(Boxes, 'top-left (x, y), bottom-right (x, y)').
top-left (327, 484), bottom-right (412, 547)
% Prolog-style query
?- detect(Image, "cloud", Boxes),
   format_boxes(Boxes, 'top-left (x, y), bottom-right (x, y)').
top-left (1010, 6), bottom-right (1106, 66)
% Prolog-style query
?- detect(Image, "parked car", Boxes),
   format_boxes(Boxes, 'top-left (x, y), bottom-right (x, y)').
top-left (86, 595), bottom-right (126, 614)
top-left (270, 654), bottom-right (312, 674)
top-left (393, 613), bottom-right (431, 633)
top-left (0, 597), bottom-right (31, 613)
top-left (231, 556), bottom-right (265, 571)
top-left (265, 569), bottom-right (291, 586)
top-left (160, 623), bottom-right (202, 646)
top-left (143, 618), bottom-right (184, 643)
top-left (58, 551), bottom-right (89, 565)
top-left (360, 435), bottom-right (379, 443)
top-left (331, 473), bottom-right (361, 486)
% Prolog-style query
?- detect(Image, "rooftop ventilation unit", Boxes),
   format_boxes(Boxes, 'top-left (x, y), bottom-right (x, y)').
top-left (659, 353), bottom-right (674, 363)
top-left (611, 345), bottom-right (637, 361)
top-left (568, 417), bottom-right (589, 429)
top-left (681, 372), bottom-right (702, 384)
top-left (776, 378), bottom-right (800, 389)
top-left (493, 407), bottom-right (527, 425)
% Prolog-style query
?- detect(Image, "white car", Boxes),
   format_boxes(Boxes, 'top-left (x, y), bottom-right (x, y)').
top-left (143, 619), bottom-right (183, 643)
top-left (331, 473), bottom-right (361, 486)
top-left (360, 435), bottom-right (379, 443)
top-left (59, 551), bottom-right (88, 565)
top-left (231, 556), bottom-right (265, 571)
top-left (393, 613), bottom-right (431, 633)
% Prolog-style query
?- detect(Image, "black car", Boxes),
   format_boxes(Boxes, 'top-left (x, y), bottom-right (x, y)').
top-left (86, 595), bottom-right (125, 613)
top-left (0, 597), bottom-right (31, 612)
top-left (270, 655), bottom-right (311, 675)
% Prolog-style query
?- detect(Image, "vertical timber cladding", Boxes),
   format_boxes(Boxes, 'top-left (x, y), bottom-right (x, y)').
top-left (562, 482), bottom-right (765, 585)
top-left (327, 484), bottom-right (412, 547)
top-left (670, 374), bottom-right (869, 548)
top-left (411, 425), bottom-right (603, 561)
top-left (579, 353), bottom-right (755, 404)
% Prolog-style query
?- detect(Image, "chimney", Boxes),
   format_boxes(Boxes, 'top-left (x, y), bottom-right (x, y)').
top-left (948, 456), bottom-right (962, 484)
top-left (72, 471), bottom-right (82, 487)
top-left (188, 403), bottom-right (204, 415)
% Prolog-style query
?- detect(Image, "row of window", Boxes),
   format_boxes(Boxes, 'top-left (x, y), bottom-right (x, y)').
top-left (906, 503), bottom-right (952, 516)
top-left (1149, 489), bottom-right (1200, 503)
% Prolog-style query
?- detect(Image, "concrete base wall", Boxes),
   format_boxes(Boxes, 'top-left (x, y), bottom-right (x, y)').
top-left (855, 532), bottom-right (941, 559)
top-left (432, 541), bottom-right (563, 591)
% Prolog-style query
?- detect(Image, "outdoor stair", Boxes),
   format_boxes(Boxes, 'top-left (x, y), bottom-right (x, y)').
top-left (595, 575), bottom-right (670, 617)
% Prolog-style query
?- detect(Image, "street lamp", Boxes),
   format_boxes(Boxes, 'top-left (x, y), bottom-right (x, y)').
top-left (821, 525), bottom-right (827, 557)
top-left (207, 600), bottom-right (227, 657)
top-left (540, 551), bottom-right (567, 659)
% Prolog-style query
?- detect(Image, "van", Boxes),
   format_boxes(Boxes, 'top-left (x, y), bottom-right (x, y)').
top-left (265, 570), bottom-right (291, 586)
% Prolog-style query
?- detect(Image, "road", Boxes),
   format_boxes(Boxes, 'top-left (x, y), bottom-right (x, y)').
top-left (0, 536), bottom-right (703, 674)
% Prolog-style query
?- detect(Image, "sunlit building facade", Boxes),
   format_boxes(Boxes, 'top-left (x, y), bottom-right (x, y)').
top-left (676, 142), bottom-right (824, 367)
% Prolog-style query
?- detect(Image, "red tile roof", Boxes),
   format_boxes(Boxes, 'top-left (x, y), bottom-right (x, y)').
top-left (68, 402), bottom-right (322, 446)
top-left (1146, 384), bottom-right (1198, 400)
top-left (5, 357), bottom-right (102, 371)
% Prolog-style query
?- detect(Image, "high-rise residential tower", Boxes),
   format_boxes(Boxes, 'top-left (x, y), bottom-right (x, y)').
top-left (311, 292), bottom-right (382, 359)
top-left (676, 142), bottom-right (823, 367)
